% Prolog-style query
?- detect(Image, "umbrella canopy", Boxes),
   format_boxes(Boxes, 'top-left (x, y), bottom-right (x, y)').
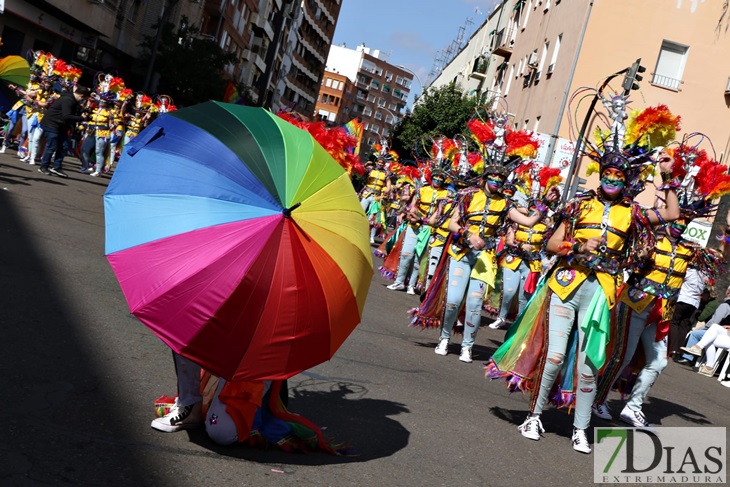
top-left (105, 102), bottom-right (373, 381)
top-left (0, 55), bottom-right (30, 87)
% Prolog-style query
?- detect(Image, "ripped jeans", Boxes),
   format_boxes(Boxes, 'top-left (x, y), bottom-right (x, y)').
top-left (499, 261), bottom-right (532, 320)
top-left (533, 275), bottom-right (600, 430)
top-left (394, 225), bottom-right (421, 286)
top-left (425, 245), bottom-right (444, 290)
top-left (440, 250), bottom-right (487, 349)
top-left (617, 304), bottom-right (668, 412)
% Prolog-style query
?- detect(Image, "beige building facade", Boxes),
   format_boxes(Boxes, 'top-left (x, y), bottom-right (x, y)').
top-left (433, 0), bottom-right (730, 199)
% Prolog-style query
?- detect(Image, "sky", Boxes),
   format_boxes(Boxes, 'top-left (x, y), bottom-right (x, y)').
top-left (332, 0), bottom-right (501, 105)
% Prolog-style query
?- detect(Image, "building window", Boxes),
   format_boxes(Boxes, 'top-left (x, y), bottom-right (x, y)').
top-left (652, 40), bottom-right (688, 91)
top-left (374, 111), bottom-right (382, 120)
top-left (363, 107), bottom-right (372, 116)
top-left (321, 94), bottom-right (327, 102)
top-left (385, 114), bottom-right (394, 124)
top-left (325, 78), bottom-right (332, 87)
top-left (548, 34), bottom-right (561, 74)
top-left (389, 102), bottom-right (397, 110)
top-left (367, 137), bottom-right (375, 146)
top-left (537, 41), bottom-right (549, 78)
top-left (385, 71), bottom-right (393, 82)
top-left (367, 94), bottom-right (376, 102)
top-left (534, 116), bottom-right (540, 132)
top-left (378, 98), bottom-right (386, 107)
top-left (364, 122), bottom-right (370, 130)
top-left (371, 125), bottom-right (380, 134)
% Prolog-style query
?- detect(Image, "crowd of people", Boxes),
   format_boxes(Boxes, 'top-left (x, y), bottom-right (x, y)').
top-left (2, 50), bottom-right (174, 178)
top-left (361, 96), bottom-right (730, 455)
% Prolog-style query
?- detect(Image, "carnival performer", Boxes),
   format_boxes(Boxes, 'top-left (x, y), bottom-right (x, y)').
top-left (387, 167), bottom-right (449, 294)
top-left (24, 76), bottom-right (58, 165)
top-left (490, 165), bottom-right (563, 329)
top-left (359, 158), bottom-right (391, 244)
top-left (410, 111), bottom-right (553, 364)
top-left (152, 353), bottom-right (346, 453)
top-left (2, 75), bottom-right (39, 154)
top-left (593, 141), bottom-right (730, 428)
top-left (87, 95), bottom-right (114, 177)
top-left (486, 103), bottom-right (682, 454)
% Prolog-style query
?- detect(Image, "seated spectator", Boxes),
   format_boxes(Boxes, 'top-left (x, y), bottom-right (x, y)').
top-left (676, 286), bottom-right (730, 365)
top-left (681, 323), bottom-right (730, 376)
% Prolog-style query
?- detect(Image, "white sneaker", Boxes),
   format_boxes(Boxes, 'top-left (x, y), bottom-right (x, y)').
top-left (386, 282), bottom-right (405, 291)
top-left (19, 155), bottom-right (29, 162)
top-left (90, 171), bottom-right (100, 177)
top-left (406, 286), bottom-right (416, 295)
top-left (0, 145), bottom-right (6, 154)
top-left (489, 317), bottom-right (507, 329)
top-left (592, 402), bottom-right (612, 420)
top-left (150, 399), bottom-right (202, 432)
top-left (434, 338), bottom-right (449, 356)
top-left (28, 159), bottom-right (35, 165)
top-left (370, 237), bottom-right (375, 244)
top-left (572, 428), bottom-right (592, 454)
top-left (459, 346), bottom-right (472, 363)
top-left (620, 406), bottom-right (652, 428)
top-left (518, 415), bottom-right (544, 441)
top-left (720, 380), bottom-right (730, 388)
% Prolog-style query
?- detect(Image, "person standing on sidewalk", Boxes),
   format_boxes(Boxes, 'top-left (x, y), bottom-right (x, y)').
top-left (38, 85), bottom-right (90, 178)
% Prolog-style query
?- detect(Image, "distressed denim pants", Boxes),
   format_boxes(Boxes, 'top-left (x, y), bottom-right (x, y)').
top-left (440, 250), bottom-right (487, 349)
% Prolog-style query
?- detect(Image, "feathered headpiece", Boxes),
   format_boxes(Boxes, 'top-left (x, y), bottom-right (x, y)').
top-left (669, 134), bottom-right (730, 220)
top-left (513, 162), bottom-right (563, 204)
top-left (467, 106), bottom-right (538, 177)
top-left (585, 102), bottom-right (681, 197)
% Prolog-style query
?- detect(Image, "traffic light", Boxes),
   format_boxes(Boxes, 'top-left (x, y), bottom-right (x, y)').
top-left (622, 58), bottom-right (646, 93)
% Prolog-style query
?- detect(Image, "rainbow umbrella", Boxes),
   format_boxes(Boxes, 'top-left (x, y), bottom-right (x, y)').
top-left (104, 101), bottom-right (373, 381)
top-left (0, 55), bottom-right (30, 87)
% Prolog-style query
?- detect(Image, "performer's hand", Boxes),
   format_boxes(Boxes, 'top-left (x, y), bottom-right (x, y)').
top-left (546, 186), bottom-right (560, 203)
top-left (469, 234), bottom-right (486, 250)
top-left (581, 237), bottom-right (603, 253)
top-left (522, 243), bottom-right (535, 252)
top-left (657, 150), bottom-right (675, 174)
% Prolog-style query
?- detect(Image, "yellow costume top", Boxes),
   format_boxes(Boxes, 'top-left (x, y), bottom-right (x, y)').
top-left (619, 236), bottom-right (693, 313)
top-left (429, 197), bottom-right (456, 248)
top-left (89, 108), bottom-right (112, 138)
top-left (548, 196), bottom-right (634, 309)
top-left (503, 222), bottom-right (548, 272)
top-left (448, 190), bottom-right (509, 261)
top-left (360, 169), bottom-right (387, 198)
top-left (409, 185), bottom-right (448, 230)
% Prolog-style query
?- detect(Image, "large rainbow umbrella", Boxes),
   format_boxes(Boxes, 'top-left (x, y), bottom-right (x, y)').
top-left (104, 102), bottom-right (373, 381)
top-left (0, 55), bottom-right (30, 87)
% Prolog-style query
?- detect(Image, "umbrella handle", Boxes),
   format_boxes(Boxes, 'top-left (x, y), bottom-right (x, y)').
top-left (283, 202), bottom-right (301, 218)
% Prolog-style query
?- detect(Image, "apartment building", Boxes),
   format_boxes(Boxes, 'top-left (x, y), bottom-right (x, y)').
top-left (314, 70), bottom-right (354, 124)
top-left (325, 43), bottom-right (413, 157)
top-left (0, 0), bottom-right (204, 88)
top-left (430, 0), bottom-right (730, 201)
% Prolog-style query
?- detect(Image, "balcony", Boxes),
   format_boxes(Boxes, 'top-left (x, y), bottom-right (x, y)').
top-left (469, 58), bottom-right (489, 80)
top-left (651, 73), bottom-right (682, 91)
top-left (492, 27), bottom-right (516, 59)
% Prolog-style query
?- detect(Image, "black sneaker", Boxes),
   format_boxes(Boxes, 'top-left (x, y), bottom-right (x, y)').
top-left (49, 168), bottom-right (68, 178)
top-left (38, 167), bottom-right (52, 175)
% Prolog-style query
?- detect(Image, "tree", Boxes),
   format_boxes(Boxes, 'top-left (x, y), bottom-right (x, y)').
top-left (390, 82), bottom-right (479, 160)
top-left (138, 16), bottom-right (237, 107)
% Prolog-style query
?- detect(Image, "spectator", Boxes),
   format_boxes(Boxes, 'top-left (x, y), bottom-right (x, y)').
top-left (681, 323), bottom-right (730, 376)
top-left (37, 84), bottom-right (89, 178)
top-left (668, 267), bottom-right (707, 358)
top-left (676, 286), bottom-right (730, 365)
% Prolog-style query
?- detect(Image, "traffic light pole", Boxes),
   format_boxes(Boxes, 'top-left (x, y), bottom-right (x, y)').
top-left (561, 70), bottom-right (627, 203)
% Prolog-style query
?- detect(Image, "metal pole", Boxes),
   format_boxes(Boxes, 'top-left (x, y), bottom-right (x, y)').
top-left (143, 0), bottom-right (179, 93)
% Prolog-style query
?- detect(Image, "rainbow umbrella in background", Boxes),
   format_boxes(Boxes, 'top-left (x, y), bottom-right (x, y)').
top-left (0, 55), bottom-right (30, 87)
top-left (104, 101), bottom-right (373, 381)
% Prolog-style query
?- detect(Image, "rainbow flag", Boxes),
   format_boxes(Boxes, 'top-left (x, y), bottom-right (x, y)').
top-left (223, 80), bottom-right (244, 105)
top-left (343, 118), bottom-right (364, 156)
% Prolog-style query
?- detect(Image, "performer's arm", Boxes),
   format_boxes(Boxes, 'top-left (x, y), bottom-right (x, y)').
top-left (649, 151), bottom-right (680, 224)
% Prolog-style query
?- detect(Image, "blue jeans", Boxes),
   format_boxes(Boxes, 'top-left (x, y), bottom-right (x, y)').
top-left (94, 135), bottom-right (110, 172)
top-left (533, 275), bottom-right (600, 430)
top-left (79, 134), bottom-right (96, 170)
top-left (395, 225), bottom-right (420, 286)
top-left (440, 250), bottom-right (487, 349)
top-left (39, 128), bottom-right (68, 170)
top-left (623, 312), bottom-right (667, 412)
top-left (499, 261), bottom-right (532, 320)
top-left (173, 352), bottom-right (202, 407)
top-left (426, 245), bottom-right (444, 290)
top-left (682, 329), bottom-right (706, 362)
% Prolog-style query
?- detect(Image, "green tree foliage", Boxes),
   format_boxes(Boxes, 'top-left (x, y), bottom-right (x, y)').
top-left (139, 16), bottom-right (237, 106)
top-left (390, 82), bottom-right (478, 160)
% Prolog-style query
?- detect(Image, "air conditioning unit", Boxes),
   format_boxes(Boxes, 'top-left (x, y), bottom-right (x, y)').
top-left (725, 76), bottom-right (730, 94)
top-left (528, 52), bottom-right (538, 66)
top-left (547, 63), bottom-right (555, 74)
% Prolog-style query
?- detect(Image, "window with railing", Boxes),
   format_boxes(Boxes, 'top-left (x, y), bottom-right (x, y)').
top-left (651, 40), bottom-right (688, 91)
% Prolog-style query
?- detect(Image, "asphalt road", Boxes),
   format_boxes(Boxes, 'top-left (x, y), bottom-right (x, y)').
top-left (0, 150), bottom-right (727, 486)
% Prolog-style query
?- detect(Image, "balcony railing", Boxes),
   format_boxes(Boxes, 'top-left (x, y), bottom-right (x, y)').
top-left (651, 73), bottom-right (682, 91)
top-left (492, 27), bottom-right (516, 58)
